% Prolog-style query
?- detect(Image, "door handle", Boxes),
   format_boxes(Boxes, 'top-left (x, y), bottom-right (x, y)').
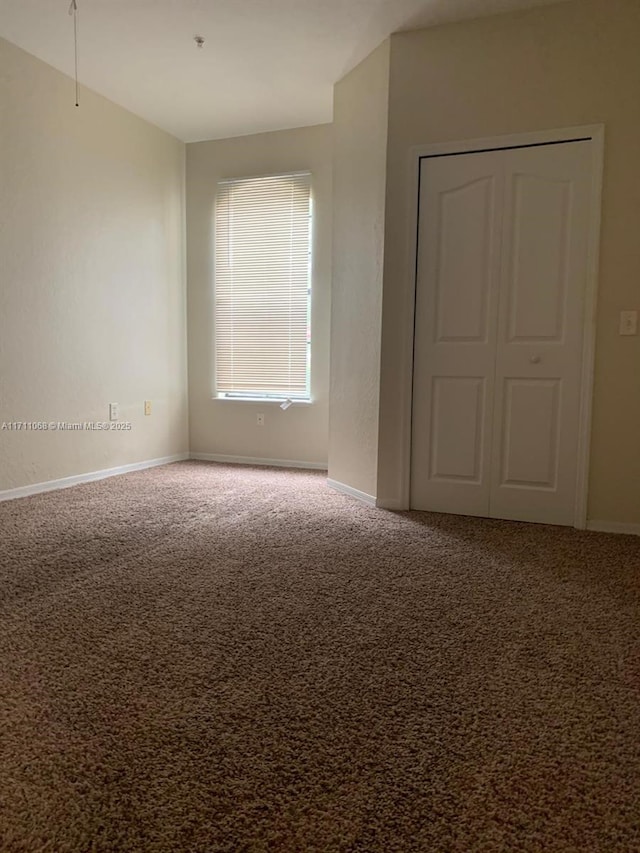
top-left (530, 355), bottom-right (541, 364)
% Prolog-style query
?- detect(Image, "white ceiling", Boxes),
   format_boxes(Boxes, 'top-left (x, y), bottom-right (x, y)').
top-left (0, 0), bottom-right (569, 142)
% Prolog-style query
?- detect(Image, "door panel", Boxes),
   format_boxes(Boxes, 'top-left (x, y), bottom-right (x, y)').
top-left (430, 377), bottom-right (485, 483)
top-left (435, 178), bottom-right (493, 343)
top-left (500, 379), bottom-right (560, 489)
top-left (507, 174), bottom-right (571, 342)
top-left (490, 141), bottom-right (592, 525)
top-left (411, 151), bottom-right (503, 517)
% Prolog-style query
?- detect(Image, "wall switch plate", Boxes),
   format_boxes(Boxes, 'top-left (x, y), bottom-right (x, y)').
top-left (256, 413), bottom-right (265, 426)
top-left (109, 403), bottom-right (119, 421)
top-left (144, 400), bottom-right (152, 416)
top-left (619, 310), bottom-right (638, 336)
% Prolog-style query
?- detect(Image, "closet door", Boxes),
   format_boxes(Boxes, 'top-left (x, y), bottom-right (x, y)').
top-left (489, 141), bottom-right (593, 525)
top-left (411, 139), bottom-right (594, 526)
top-left (410, 150), bottom-right (504, 516)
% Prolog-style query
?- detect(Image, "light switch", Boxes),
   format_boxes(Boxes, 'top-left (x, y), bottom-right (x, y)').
top-left (619, 310), bottom-right (638, 336)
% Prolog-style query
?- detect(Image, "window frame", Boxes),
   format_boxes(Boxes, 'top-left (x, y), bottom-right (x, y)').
top-left (212, 170), bottom-right (314, 403)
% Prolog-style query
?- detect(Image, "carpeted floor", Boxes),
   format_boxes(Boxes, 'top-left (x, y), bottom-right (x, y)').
top-left (1, 461), bottom-right (639, 852)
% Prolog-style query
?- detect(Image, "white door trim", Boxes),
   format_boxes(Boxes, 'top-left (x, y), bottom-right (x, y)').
top-left (401, 125), bottom-right (605, 528)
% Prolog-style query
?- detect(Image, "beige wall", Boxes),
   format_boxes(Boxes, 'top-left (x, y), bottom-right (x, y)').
top-left (329, 41), bottom-right (390, 497)
top-left (376, 0), bottom-right (640, 524)
top-left (0, 39), bottom-right (188, 492)
top-left (186, 125), bottom-right (332, 466)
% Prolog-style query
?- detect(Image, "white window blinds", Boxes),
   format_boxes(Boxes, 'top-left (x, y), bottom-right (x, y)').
top-left (214, 171), bottom-right (312, 399)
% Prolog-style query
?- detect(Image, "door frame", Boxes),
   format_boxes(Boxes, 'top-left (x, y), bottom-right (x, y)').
top-left (401, 125), bottom-right (605, 528)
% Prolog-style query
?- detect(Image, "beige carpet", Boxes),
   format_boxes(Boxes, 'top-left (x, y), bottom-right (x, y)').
top-left (1, 461), bottom-right (639, 852)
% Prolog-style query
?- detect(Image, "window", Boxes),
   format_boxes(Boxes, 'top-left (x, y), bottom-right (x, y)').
top-left (214, 171), bottom-right (312, 400)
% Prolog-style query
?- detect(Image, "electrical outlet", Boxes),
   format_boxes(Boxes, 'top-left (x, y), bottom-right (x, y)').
top-left (256, 413), bottom-right (265, 426)
top-left (144, 400), bottom-right (152, 416)
top-left (109, 403), bottom-right (119, 421)
top-left (619, 310), bottom-right (638, 336)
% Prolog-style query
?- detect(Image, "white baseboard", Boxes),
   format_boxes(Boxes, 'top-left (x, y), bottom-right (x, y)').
top-left (0, 453), bottom-right (189, 502)
top-left (326, 480), bottom-right (405, 511)
top-left (327, 478), bottom-right (377, 507)
top-left (376, 497), bottom-right (407, 511)
top-left (586, 520), bottom-right (640, 537)
top-left (190, 452), bottom-right (327, 471)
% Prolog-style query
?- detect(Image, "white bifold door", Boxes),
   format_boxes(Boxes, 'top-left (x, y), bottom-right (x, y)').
top-left (411, 140), bottom-right (594, 525)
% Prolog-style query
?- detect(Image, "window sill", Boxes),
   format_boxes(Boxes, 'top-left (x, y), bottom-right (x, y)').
top-left (211, 397), bottom-right (313, 405)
